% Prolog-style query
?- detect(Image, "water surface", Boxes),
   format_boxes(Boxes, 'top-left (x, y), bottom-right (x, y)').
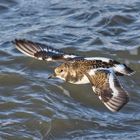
top-left (0, 0), bottom-right (140, 140)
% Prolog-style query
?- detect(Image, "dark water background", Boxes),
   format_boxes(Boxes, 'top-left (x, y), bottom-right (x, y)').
top-left (0, 0), bottom-right (140, 139)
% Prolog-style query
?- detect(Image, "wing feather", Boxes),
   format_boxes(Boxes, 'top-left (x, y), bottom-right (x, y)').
top-left (85, 69), bottom-right (129, 112)
top-left (13, 39), bottom-right (134, 75)
top-left (13, 39), bottom-right (78, 61)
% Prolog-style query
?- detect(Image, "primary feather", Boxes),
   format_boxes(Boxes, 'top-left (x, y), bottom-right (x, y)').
top-left (85, 69), bottom-right (129, 112)
top-left (13, 39), bottom-right (134, 76)
top-left (13, 39), bottom-right (134, 112)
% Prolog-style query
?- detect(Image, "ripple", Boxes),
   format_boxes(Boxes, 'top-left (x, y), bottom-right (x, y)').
top-left (0, 0), bottom-right (140, 139)
top-left (0, 4), bottom-right (9, 13)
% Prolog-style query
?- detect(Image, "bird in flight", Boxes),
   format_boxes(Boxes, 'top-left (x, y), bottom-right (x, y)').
top-left (13, 39), bottom-right (135, 112)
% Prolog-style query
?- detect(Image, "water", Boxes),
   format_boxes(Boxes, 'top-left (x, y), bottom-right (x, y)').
top-left (0, 0), bottom-right (140, 139)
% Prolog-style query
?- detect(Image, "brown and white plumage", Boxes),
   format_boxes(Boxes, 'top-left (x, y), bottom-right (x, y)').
top-left (13, 39), bottom-right (134, 76)
top-left (13, 39), bottom-right (134, 112)
top-left (85, 70), bottom-right (129, 112)
top-left (51, 61), bottom-right (129, 112)
top-left (13, 39), bottom-right (81, 61)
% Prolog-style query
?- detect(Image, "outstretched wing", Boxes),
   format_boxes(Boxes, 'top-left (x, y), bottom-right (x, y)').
top-left (13, 39), bottom-right (134, 76)
top-left (13, 39), bottom-right (80, 62)
top-left (85, 69), bottom-right (129, 112)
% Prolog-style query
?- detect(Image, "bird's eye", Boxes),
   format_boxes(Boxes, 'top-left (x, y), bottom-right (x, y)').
top-left (60, 69), bottom-right (63, 73)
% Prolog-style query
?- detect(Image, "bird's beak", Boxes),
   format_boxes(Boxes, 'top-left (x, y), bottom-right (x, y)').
top-left (48, 73), bottom-right (56, 79)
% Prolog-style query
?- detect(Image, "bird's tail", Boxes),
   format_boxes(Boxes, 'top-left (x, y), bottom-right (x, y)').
top-left (113, 63), bottom-right (135, 76)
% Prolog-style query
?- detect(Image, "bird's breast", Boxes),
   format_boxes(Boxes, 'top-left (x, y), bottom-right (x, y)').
top-left (69, 75), bottom-right (90, 84)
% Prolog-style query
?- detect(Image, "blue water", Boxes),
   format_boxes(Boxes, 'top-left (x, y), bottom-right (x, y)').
top-left (0, 0), bottom-right (140, 140)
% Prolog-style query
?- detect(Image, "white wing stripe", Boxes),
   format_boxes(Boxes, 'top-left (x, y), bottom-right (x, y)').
top-left (17, 44), bottom-right (34, 57)
top-left (109, 99), bottom-right (122, 106)
top-left (85, 57), bottom-right (111, 62)
top-left (104, 103), bottom-right (116, 112)
top-left (109, 73), bottom-right (119, 96)
top-left (23, 43), bottom-right (37, 54)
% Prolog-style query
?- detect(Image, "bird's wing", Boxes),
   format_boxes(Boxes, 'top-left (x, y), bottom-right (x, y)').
top-left (85, 69), bottom-right (129, 112)
top-left (13, 39), bottom-right (80, 62)
top-left (13, 39), bottom-right (134, 75)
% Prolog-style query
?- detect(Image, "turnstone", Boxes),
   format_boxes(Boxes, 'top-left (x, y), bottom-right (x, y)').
top-left (13, 39), bottom-right (135, 112)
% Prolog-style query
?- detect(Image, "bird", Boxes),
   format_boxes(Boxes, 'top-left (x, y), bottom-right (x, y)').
top-left (13, 39), bottom-right (135, 112)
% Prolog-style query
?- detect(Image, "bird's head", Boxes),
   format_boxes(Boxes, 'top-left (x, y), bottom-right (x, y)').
top-left (48, 63), bottom-right (69, 81)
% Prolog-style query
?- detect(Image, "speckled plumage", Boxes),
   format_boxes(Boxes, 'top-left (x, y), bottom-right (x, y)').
top-left (13, 39), bottom-right (134, 112)
top-left (54, 61), bottom-right (129, 112)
